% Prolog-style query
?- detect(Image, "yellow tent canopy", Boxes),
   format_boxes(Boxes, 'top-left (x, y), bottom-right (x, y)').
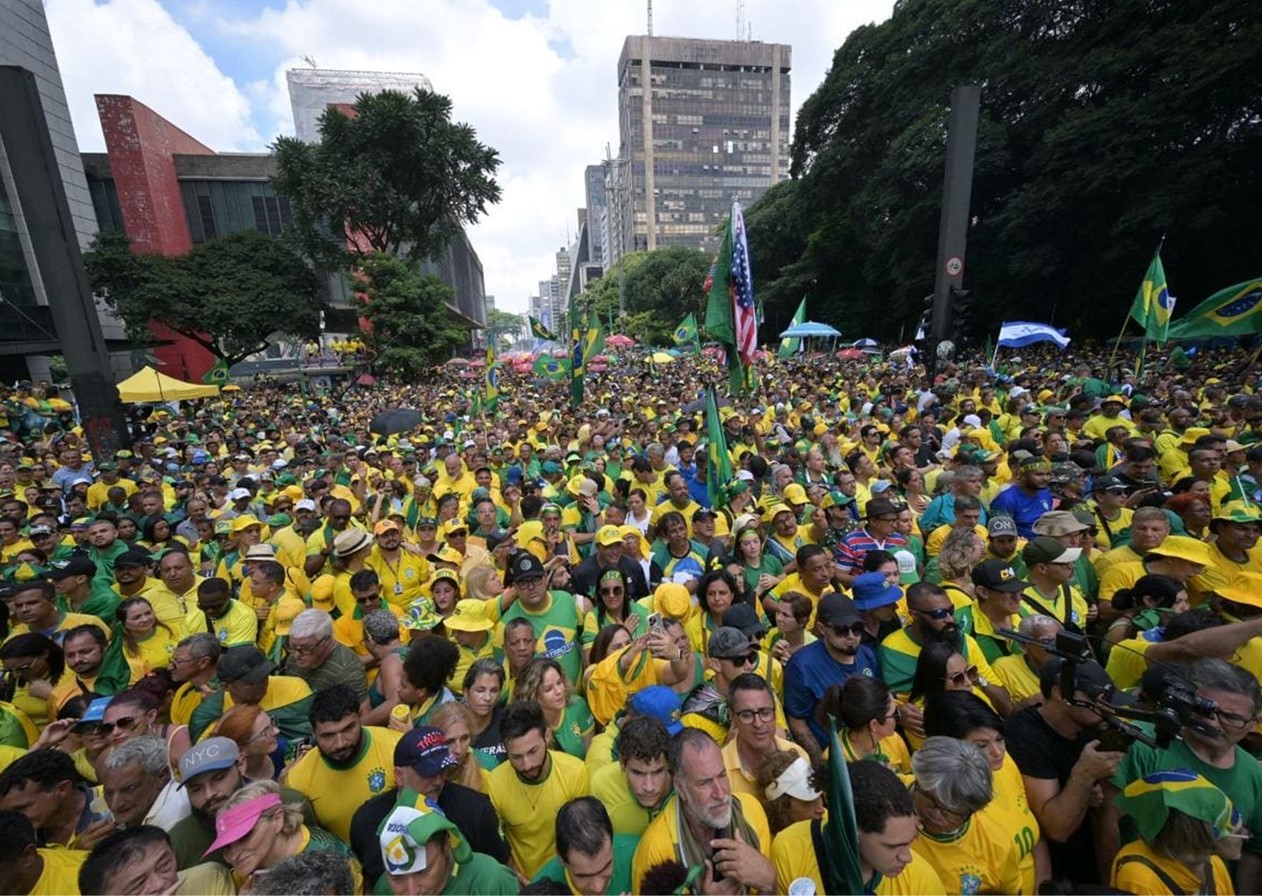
top-left (116, 366), bottom-right (220, 403)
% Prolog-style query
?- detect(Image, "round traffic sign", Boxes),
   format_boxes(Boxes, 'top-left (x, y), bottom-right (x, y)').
top-left (945, 256), bottom-right (963, 276)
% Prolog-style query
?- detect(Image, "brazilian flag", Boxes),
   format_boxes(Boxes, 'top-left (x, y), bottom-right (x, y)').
top-left (1168, 278), bottom-right (1262, 338)
top-left (529, 316), bottom-right (557, 341)
top-left (484, 344), bottom-right (499, 411)
top-left (532, 356), bottom-right (569, 380)
top-left (704, 386), bottom-right (734, 510)
top-left (203, 360), bottom-right (230, 385)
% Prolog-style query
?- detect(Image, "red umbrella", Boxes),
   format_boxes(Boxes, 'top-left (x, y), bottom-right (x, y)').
top-left (837, 348), bottom-right (865, 360)
top-left (606, 334), bottom-right (636, 348)
top-left (355, 373), bottom-right (377, 385)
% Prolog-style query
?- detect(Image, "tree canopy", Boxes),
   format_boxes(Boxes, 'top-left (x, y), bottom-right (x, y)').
top-left (486, 308), bottom-right (526, 348)
top-left (581, 246), bottom-right (713, 344)
top-left (750, 0), bottom-right (1262, 343)
top-left (83, 229), bottom-right (325, 366)
top-left (272, 88), bottom-right (502, 270)
top-left (357, 253), bottom-right (470, 377)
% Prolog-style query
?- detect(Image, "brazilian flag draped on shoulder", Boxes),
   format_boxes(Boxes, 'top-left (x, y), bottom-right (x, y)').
top-left (704, 386), bottom-right (734, 510)
top-left (1128, 249), bottom-right (1176, 344)
top-left (529, 315), bottom-right (557, 341)
top-left (1167, 277), bottom-right (1262, 338)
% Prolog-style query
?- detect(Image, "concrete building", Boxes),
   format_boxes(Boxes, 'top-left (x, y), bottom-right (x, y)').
top-left (613, 36), bottom-right (790, 264)
top-left (83, 94), bottom-right (486, 381)
top-left (0, 0), bottom-right (129, 384)
top-left (584, 164), bottom-right (608, 266)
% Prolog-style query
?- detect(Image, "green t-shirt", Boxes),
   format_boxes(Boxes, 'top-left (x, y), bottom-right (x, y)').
top-left (371, 852), bottom-right (520, 896)
top-left (531, 833), bottom-right (638, 895)
top-left (553, 695), bottom-right (595, 760)
top-left (500, 591), bottom-right (584, 684)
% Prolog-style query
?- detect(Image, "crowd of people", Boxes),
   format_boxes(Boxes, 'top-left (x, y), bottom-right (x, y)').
top-left (0, 340), bottom-right (1261, 895)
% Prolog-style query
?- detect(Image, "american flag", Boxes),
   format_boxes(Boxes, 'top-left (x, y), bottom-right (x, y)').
top-left (730, 201), bottom-right (757, 365)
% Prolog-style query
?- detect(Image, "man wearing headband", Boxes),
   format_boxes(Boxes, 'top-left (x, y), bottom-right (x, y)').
top-left (989, 454), bottom-right (1054, 539)
top-left (377, 798), bottom-right (518, 895)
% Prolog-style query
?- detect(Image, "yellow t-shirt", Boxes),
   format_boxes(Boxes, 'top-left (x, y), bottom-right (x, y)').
top-left (488, 750), bottom-right (591, 879)
top-left (981, 752), bottom-right (1041, 894)
top-left (0, 742), bottom-right (26, 774)
top-left (282, 725), bottom-right (402, 844)
top-left (1105, 636), bottom-right (1155, 691)
top-left (181, 598), bottom-right (258, 648)
top-left (912, 808), bottom-right (1023, 896)
top-left (1110, 838), bottom-right (1232, 895)
top-left (1190, 542), bottom-right (1262, 603)
top-left (6, 612), bottom-right (111, 645)
top-left (991, 655), bottom-right (1042, 705)
top-left (771, 817), bottom-right (945, 895)
top-left (590, 761), bottom-right (668, 838)
top-left (31, 848), bottom-right (88, 895)
top-left (366, 547), bottom-right (431, 608)
top-left (721, 736), bottom-right (808, 800)
top-left (1020, 582), bottom-right (1090, 630)
top-left (123, 626), bottom-right (179, 684)
top-left (143, 578), bottom-right (203, 626)
top-left (175, 862), bottom-right (238, 895)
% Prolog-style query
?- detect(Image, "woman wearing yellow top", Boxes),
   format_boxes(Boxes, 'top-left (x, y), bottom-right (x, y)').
top-left (684, 569), bottom-right (748, 655)
top-left (830, 675), bottom-right (913, 779)
top-left (1111, 770), bottom-right (1239, 896)
top-left (116, 597), bottom-right (178, 684)
top-left (765, 591), bottom-right (815, 664)
top-left (925, 691), bottom-right (1049, 893)
top-left (0, 633), bottom-right (64, 730)
top-left (754, 750), bottom-right (824, 834)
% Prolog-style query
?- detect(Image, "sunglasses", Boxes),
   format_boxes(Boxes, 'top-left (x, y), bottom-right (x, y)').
top-left (831, 622), bottom-right (866, 637)
top-left (945, 666), bottom-right (980, 687)
top-left (726, 652), bottom-right (759, 667)
top-left (913, 606), bottom-right (955, 620)
top-left (75, 715), bottom-right (140, 737)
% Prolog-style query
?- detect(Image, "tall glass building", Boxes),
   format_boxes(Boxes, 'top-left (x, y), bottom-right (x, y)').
top-left (613, 36), bottom-right (791, 264)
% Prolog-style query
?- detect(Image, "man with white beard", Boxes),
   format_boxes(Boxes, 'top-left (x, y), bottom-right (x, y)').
top-left (630, 729), bottom-right (777, 894)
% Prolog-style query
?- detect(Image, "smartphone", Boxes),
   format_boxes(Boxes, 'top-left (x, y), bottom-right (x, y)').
top-left (647, 612), bottom-right (663, 633)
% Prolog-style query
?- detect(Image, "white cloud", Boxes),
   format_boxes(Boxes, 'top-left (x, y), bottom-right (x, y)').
top-left (47, 0), bottom-right (894, 315)
top-left (45, 0), bottom-right (260, 152)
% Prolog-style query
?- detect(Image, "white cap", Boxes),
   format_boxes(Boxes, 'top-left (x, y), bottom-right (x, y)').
top-left (963, 414), bottom-right (983, 428)
top-left (764, 757), bottom-right (821, 803)
top-left (414, 476), bottom-right (432, 488)
top-left (735, 469), bottom-right (756, 482)
top-left (295, 498), bottom-right (317, 512)
top-left (271, 458), bottom-right (288, 469)
top-left (228, 487), bottom-right (251, 501)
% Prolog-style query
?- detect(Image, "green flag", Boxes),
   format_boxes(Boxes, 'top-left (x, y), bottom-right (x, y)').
top-left (569, 305), bottom-right (585, 407)
top-left (529, 316), bottom-right (557, 341)
top-left (1128, 251), bottom-right (1175, 344)
top-left (583, 307), bottom-right (605, 363)
top-left (673, 312), bottom-right (699, 346)
top-left (818, 722), bottom-right (865, 894)
top-left (778, 297), bottom-right (807, 358)
top-left (202, 359), bottom-right (230, 385)
top-left (704, 220), bottom-right (735, 345)
top-left (532, 355), bottom-right (569, 380)
top-left (1167, 278), bottom-right (1262, 338)
top-left (704, 386), bottom-right (734, 510)
top-left (483, 343), bottom-right (498, 411)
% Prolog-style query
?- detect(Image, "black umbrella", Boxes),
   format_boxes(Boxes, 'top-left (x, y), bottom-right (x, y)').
top-left (682, 394), bottom-right (732, 414)
top-left (369, 408), bottom-right (423, 436)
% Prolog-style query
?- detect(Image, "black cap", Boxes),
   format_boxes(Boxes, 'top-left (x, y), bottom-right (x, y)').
top-left (216, 646), bottom-right (272, 684)
top-left (722, 603), bottom-right (764, 639)
top-left (971, 559), bottom-right (1030, 593)
top-left (509, 552), bottom-right (546, 582)
top-left (113, 549), bottom-right (154, 569)
top-left (1091, 474), bottom-right (1128, 493)
top-left (47, 556), bottom-right (96, 579)
top-left (817, 592), bottom-right (862, 626)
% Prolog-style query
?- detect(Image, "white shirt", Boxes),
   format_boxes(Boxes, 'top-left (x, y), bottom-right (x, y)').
top-left (143, 775), bottom-right (191, 830)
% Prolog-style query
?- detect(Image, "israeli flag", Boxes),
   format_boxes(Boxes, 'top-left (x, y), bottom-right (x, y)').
top-left (997, 321), bottom-right (1070, 350)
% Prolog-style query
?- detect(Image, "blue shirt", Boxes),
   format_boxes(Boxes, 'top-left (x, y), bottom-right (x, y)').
top-left (784, 640), bottom-right (879, 748)
top-left (989, 485), bottom-right (1053, 538)
top-left (688, 471), bottom-right (711, 508)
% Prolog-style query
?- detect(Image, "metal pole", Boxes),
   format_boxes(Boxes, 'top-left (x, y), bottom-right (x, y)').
top-left (928, 85), bottom-right (982, 380)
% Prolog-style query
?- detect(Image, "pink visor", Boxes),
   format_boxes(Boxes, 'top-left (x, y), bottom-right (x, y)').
top-left (204, 792), bottom-right (282, 856)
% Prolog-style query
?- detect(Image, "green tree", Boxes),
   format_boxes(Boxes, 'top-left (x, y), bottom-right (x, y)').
top-left (84, 229), bottom-right (325, 365)
top-left (760, 0), bottom-right (1262, 342)
top-left (358, 253), bottom-right (469, 376)
top-left (582, 247), bottom-right (712, 344)
top-left (486, 308), bottom-right (525, 348)
top-left (272, 88), bottom-right (502, 270)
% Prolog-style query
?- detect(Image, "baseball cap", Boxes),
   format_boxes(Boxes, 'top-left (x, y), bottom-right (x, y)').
top-left (508, 552), bottom-right (546, 581)
top-left (1046, 658), bottom-right (1134, 707)
top-left (783, 483), bottom-right (808, 504)
top-left (628, 685), bottom-right (684, 735)
top-left (971, 559), bottom-right (1031, 592)
top-left (374, 519), bottom-right (401, 536)
top-left (1091, 474), bottom-right (1128, 493)
top-left (1022, 536), bottom-right (1082, 566)
top-left (595, 525), bottom-right (624, 547)
top-left (47, 556), bottom-right (96, 579)
top-left (723, 603), bottom-right (765, 639)
top-left (485, 529), bottom-right (512, 552)
top-left (1033, 511), bottom-right (1089, 537)
top-left (113, 549), bottom-right (154, 569)
top-left (204, 792), bottom-right (283, 856)
top-left (74, 696), bottom-right (112, 728)
top-left (851, 572), bottom-right (902, 611)
top-left (295, 498), bottom-right (318, 512)
top-left (216, 646), bottom-right (272, 684)
top-left (379, 802), bottom-right (472, 877)
top-left (987, 515), bottom-right (1018, 537)
top-left (707, 626), bottom-right (755, 659)
top-left (764, 756), bottom-right (822, 803)
top-left (230, 514), bottom-right (262, 533)
top-left (817, 592), bottom-right (862, 627)
top-left (394, 726), bottom-right (458, 778)
top-left (228, 488), bottom-right (252, 502)
top-left (179, 737), bottom-right (241, 785)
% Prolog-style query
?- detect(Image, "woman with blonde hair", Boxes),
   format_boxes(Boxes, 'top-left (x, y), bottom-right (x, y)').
top-left (512, 656), bottom-right (594, 758)
top-left (430, 701), bottom-right (484, 793)
top-left (207, 779), bottom-right (360, 891)
top-left (935, 528), bottom-right (985, 610)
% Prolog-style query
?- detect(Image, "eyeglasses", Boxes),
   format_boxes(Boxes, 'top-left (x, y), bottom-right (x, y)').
top-left (733, 706), bottom-right (776, 724)
top-left (288, 635), bottom-right (330, 656)
top-left (246, 716), bottom-right (279, 743)
top-left (831, 622), bottom-right (866, 637)
top-left (944, 666), bottom-right (980, 687)
top-left (1214, 708), bottom-right (1258, 730)
top-left (354, 593), bottom-right (381, 604)
top-left (912, 606), bottom-right (954, 620)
